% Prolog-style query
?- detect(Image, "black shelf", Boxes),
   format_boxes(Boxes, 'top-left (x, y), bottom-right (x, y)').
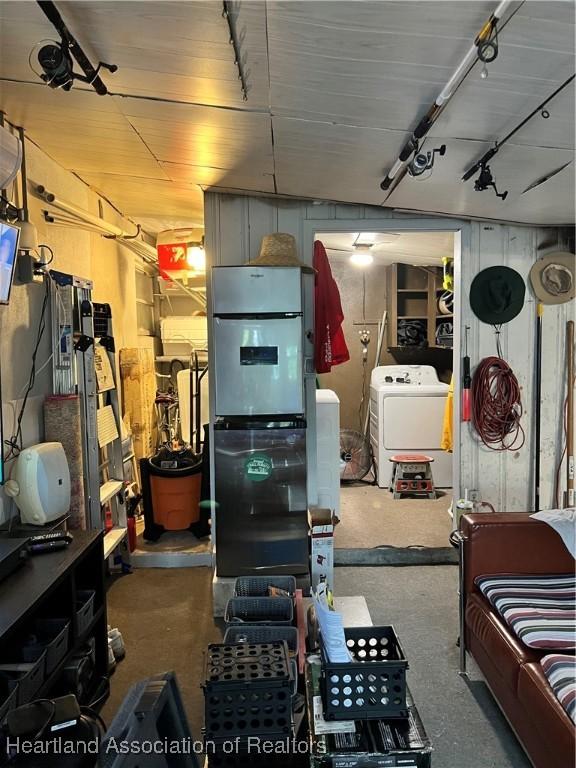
top-left (0, 531), bottom-right (109, 714)
top-left (36, 606), bottom-right (106, 699)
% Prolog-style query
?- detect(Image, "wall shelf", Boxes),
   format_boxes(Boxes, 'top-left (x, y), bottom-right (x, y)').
top-left (388, 264), bottom-right (453, 352)
top-left (0, 531), bottom-right (109, 715)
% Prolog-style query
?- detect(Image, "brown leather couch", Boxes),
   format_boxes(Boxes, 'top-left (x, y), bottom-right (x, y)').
top-left (461, 513), bottom-right (575, 768)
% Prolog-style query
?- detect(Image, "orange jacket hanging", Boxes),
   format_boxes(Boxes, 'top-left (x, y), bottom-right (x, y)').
top-left (313, 240), bottom-right (350, 373)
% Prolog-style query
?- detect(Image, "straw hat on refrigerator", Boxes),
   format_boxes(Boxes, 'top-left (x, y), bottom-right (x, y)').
top-left (249, 233), bottom-right (314, 273)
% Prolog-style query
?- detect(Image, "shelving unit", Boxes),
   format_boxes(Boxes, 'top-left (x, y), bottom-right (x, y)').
top-left (50, 273), bottom-right (130, 566)
top-left (387, 263), bottom-right (453, 351)
top-left (0, 532), bottom-right (109, 722)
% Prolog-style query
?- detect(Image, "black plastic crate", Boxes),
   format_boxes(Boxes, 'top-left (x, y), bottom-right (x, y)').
top-left (203, 642), bottom-right (292, 743)
top-left (321, 626), bottom-right (409, 721)
top-left (223, 626), bottom-right (299, 655)
top-left (22, 619), bottom-right (71, 675)
top-left (234, 576), bottom-right (296, 598)
top-left (75, 590), bottom-right (96, 636)
top-left (225, 597), bottom-right (293, 626)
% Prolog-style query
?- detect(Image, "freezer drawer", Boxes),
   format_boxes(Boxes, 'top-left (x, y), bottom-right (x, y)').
top-left (214, 421), bottom-right (309, 577)
top-left (214, 316), bottom-right (304, 416)
top-left (212, 266), bottom-right (302, 314)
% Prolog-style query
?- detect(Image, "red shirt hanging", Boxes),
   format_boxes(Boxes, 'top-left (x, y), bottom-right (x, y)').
top-left (313, 240), bottom-right (350, 373)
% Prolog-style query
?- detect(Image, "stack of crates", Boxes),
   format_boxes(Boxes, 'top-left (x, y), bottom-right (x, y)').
top-left (203, 641), bottom-right (293, 749)
top-left (223, 575), bottom-right (299, 692)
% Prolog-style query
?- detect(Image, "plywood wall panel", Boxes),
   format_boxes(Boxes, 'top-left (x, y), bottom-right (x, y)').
top-left (205, 191), bottom-right (572, 513)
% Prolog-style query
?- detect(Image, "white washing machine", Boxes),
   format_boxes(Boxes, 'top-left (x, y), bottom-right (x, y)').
top-left (370, 364), bottom-right (452, 488)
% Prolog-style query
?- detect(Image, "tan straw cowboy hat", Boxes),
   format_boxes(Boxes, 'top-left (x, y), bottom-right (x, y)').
top-left (249, 233), bottom-right (314, 273)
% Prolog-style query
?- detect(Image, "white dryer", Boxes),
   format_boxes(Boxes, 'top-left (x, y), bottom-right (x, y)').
top-left (370, 364), bottom-right (452, 488)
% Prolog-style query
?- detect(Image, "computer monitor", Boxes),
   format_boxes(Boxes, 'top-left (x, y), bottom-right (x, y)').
top-left (0, 220), bottom-right (19, 304)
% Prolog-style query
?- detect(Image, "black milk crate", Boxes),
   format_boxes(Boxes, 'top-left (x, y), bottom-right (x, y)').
top-left (223, 625), bottom-right (299, 655)
top-left (203, 642), bottom-right (293, 743)
top-left (224, 597), bottom-right (293, 626)
top-left (234, 576), bottom-right (297, 598)
top-left (321, 626), bottom-right (409, 721)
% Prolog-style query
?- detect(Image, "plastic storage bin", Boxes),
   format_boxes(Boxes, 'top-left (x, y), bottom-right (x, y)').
top-left (224, 597), bottom-right (294, 626)
top-left (223, 626), bottom-right (299, 655)
top-left (0, 650), bottom-right (47, 706)
top-left (75, 591), bottom-right (96, 636)
top-left (233, 576), bottom-right (296, 598)
top-left (22, 619), bottom-right (71, 675)
top-left (0, 678), bottom-right (18, 724)
top-left (203, 642), bottom-right (292, 744)
top-left (321, 626), bottom-right (408, 721)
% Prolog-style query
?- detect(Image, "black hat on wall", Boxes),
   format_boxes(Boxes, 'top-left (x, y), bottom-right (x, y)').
top-left (470, 266), bottom-right (526, 325)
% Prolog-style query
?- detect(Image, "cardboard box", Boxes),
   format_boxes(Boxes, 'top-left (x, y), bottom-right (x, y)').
top-left (309, 507), bottom-right (335, 593)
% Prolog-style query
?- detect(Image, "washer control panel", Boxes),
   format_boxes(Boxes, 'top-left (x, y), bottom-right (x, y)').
top-left (371, 364), bottom-right (441, 387)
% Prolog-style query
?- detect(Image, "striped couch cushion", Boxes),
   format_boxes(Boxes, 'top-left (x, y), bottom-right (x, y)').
top-left (541, 654), bottom-right (576, 723)
top-left (475, 575), bottom-right (576, 650)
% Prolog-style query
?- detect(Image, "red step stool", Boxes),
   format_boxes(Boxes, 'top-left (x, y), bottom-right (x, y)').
top-left (389, 454), bottom-right (436, 500)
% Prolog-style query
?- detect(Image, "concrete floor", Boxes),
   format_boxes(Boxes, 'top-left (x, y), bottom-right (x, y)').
top-left (336, 483), bottom-right (453, 548)
top-left (103, 565), bottom-right (531, 768)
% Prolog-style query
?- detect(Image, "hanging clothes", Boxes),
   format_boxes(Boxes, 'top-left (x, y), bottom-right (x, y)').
top-left (441, 374), bottom-right (454, 452)
top-left (313, 240), bottom-right (350, 373)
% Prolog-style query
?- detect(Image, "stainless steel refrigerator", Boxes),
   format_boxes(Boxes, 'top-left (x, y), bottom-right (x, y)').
top-left (211, 266), bottom-right (309, 577)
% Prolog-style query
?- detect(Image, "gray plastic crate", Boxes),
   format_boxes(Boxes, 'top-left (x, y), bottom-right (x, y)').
top-left (223, 625), bottom-right (298, 654)
top-left (0, 650), bottom-right (47, 706)
top-left (23, 619), bottom-right (71, 675)
top-left (234, 576), bottom-right (296, 598)
top-left (75, 590), bottom-right (96, 636)
top-left (225, 597), bottom-right (293, 626)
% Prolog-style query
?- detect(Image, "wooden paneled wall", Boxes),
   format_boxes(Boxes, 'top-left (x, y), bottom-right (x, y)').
top-left (205, 191), bottom-right (573, 513)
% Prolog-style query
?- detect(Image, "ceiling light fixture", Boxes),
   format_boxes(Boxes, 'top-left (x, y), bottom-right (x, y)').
top-left (349, 248), bottom-right (374, 267)
top-left (33, 1), bottom-right (117, 95)
top-left (379, 0), bottom-right (513, 195)
top-left (187, 244), bottom-right (206, 272)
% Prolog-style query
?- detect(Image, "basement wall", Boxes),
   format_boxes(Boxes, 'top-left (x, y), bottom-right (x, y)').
top-left (0, 137), bottom-right (146, 523)
top-left (204, 191), bottom-right (573, 514)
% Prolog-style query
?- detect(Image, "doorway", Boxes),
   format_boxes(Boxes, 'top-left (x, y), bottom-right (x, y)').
top-left (313, 227), bottom-right (460, 560)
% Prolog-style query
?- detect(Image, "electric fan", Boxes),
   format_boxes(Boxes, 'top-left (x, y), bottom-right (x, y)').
top-left (339, 429), bottom-right (372, 482)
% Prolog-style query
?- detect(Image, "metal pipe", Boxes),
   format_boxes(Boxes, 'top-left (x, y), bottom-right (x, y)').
top-left (36, 184), bottom-right (127, 236)
top-left (566, 320), bottom-right (574, 508)
top-left (534, 303), bottom-right (543, 511)
top-left (453, 529), bottom-right (468, 676)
